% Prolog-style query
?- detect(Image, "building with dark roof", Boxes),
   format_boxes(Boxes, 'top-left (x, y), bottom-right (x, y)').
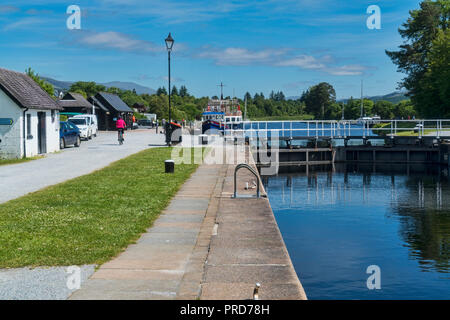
top-left (0, 67), bottom-right (62, 159)
top-left (58, 92), bottom-right (93, 115)
top-left (88, 92), bottom-right (133, 130)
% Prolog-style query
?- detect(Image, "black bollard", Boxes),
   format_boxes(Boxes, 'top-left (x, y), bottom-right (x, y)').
top-left (165, 160), bottom-right (174, 173)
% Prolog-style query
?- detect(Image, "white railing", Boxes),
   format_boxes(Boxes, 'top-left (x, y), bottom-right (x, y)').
top-left (222, 119), bottom-right (450, 140)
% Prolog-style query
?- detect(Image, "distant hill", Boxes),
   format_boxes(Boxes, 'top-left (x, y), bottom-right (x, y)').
top-left (101, 81), bottom-right (156, 95)
top-left (42, 77), bottom-right (73, 92)
top-left (287, 91), bottom-right (409, 104)
top-left (338, 91), bottom-right (409, 104)
top-left (42, 77), bottom-right (156, 95)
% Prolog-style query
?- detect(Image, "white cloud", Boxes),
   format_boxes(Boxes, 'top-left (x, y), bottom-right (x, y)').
top-left (197, 47), bottom-right (288, 66)
top-left (2, 17), bottom-right (44, 31)
top-left (324, 65), bottom-right (367, 76)
top-left (73, 31), bottom-right (163, 54)
top-left (196, 46), bottom-right (368, 76)
top-left (275, 55), bottom-right (325, 69)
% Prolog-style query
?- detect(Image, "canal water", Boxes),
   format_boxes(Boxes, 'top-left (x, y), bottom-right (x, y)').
top-left (263, 164), bottom-right (450, 299)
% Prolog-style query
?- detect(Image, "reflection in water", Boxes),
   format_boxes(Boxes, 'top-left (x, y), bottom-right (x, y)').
top-left (395, 174), bottom-right (449, 273)
top-left (263, 164), bottom-right (450, 299)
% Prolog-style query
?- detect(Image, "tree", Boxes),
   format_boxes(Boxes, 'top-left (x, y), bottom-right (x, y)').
top-left (156, 87), bottom-right (168, 96)
top-left (26, 68), bottom-right (54, 96)
top-left (343, 98), bottom-right (361, 120)
top-left (343, 99), bottom-right (375, 119)
top-left (70, 81), bottom-right (106, 97)
top-left (269, 90), bottom-right (275, 100)
top-left (179, 85), bottom-right (188, 97)
top-left (394, 100), bottom-right (417, 119)
top-left (386, 0), bottom-right (449, 117)
top-left (373, 100), bottom-right (395, 119)
top-left (121, 90), bottom-right (147, 110)
top-left (179, 103), bottom-right (202, 119)
top-left (171, 85), bottom-right (179, 96)
top-left (72, 89), bottom-right (88, 99)
top-left (414, 29), bottom-right (450, 117)
top-left (107, 87), bottom-right (122, 95)
top-left (301, 82), bottom-right (336, 119)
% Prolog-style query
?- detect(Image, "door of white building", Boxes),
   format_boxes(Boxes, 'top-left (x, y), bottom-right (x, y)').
top-left (37, 112), bottom-right (47, 154)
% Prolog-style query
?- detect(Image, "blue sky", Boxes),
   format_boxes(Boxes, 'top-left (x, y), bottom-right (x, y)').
top-left (0, 0), bottom-right (422, 99)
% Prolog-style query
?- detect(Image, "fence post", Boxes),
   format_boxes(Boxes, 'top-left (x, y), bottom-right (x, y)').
top-left (437, 120), bottom-right (440, 139)
top-left (422, 120), bottom-right (424, 138)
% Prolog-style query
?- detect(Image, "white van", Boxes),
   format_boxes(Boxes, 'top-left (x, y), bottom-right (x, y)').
top-left (70, 114), bottom-right (98, 138)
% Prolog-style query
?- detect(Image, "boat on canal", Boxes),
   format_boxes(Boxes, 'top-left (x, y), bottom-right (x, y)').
top-left (201, 97), bottom-right (243, 134)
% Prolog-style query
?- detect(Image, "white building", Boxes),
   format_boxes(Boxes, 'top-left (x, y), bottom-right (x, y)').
top-left (0, 67), bottom-right (62, 159)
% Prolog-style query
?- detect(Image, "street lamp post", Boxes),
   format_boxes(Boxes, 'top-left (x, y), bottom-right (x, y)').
top-left (165, 33), bottom-right (174, 147)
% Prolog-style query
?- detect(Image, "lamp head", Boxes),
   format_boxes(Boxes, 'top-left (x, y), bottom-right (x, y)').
top-left (165, 33), bottom-right (174, 52)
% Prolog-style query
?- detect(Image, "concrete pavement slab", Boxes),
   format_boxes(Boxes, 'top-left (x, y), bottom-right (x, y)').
top-left (69, 279), bottom-right (179, 300)
top-left (201, 282), bottom-right (305, 300)
top-left (204, 265), bottom-right (297, 284)
top-left (91, 269), bottom-right (184, 280)
top-left (165, 198), bottom-right (210, 211)
top-left (137, 232), bottom-right (198, 245)
top-left (157, 214), bottom-right (205, 223)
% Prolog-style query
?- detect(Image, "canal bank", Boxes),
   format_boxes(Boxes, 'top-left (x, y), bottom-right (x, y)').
top-left (69, 146), bottom-right (306, 300)
top-left (199, 147), bottom-right (306, 300)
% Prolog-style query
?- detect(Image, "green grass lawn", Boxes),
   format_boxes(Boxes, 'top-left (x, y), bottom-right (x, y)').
top-left (372, 122), bottom-right (439, 136)
top-left (0, 156), bottom-right (42, 167)
top-left (395, 129), bottom-right (437, 136)
top-left (0, 147), bottom-right (202, 268)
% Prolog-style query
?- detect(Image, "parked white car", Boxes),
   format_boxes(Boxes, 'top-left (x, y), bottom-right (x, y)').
top-left (70, 115), bottom-right (98, 138)
top-left (69, 117), bottom-right (92, 140)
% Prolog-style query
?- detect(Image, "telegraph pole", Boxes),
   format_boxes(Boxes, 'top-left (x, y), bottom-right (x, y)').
top-left (217, 82), bottom-right (225, 100)
top-left (244, 95), bottom-right (247, 121)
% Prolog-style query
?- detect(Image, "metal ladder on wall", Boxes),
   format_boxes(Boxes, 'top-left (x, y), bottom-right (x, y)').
top-left (232, 163), bottom-right (262, 198)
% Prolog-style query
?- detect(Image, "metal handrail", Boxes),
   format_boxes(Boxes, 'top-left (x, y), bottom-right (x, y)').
top-left (233, 163), bottom-right (261, 198)
top-left (223, 119), bottom-right (450, 139)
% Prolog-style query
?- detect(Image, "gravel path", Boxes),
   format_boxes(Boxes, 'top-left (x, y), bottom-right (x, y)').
top-left (0, 130), bottom-right (165, 204)
top-left (0, 265), bottom-right (95, 300)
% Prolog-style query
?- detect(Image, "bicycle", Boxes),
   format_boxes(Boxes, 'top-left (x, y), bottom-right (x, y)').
top-left (118, 129), bottom-right (124, 145)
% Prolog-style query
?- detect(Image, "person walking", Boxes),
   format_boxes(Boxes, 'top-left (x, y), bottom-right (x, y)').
top-left (132, 114), bottom-right (136, 129)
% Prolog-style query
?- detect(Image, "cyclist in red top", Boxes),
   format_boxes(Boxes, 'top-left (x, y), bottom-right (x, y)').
top-left (116, 116), bottom-right (126, 129)
top-left (116, 116), bottom-right (126, 143)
